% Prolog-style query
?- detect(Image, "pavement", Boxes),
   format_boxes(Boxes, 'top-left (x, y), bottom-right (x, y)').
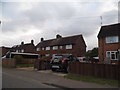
top-left (2, 68), bottom-right (118, 89)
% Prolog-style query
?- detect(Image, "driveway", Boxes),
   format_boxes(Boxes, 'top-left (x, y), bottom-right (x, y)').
top-left (2, 68), bottom-right (118, 89)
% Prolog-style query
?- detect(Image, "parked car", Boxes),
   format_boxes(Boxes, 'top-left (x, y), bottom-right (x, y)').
top-left (50, 54), bottom-right (79, 72)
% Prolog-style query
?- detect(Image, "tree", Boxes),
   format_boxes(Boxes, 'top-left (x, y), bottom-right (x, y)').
top-left (86, 47), bottom-right (98, 58)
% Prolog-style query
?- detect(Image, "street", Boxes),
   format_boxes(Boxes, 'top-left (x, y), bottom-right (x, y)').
top-left (2, 68), bottom-right (117, 89)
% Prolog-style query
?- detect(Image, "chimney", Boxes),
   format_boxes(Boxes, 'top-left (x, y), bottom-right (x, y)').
top-left (56, 34), bottom-right (62, 39)
top-left (41, 38), bottom-right (44, 42)
top-left (31, 40), bottom-right (34, 44)
top-left (21, 41), bottom-right (24, 45)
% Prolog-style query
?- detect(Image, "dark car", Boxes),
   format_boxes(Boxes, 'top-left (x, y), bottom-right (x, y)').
top-left (50, 54), bottom-right (79, 72)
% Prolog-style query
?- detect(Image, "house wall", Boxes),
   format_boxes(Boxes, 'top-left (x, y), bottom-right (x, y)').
top-left (98, 38), bottom-right (119, 63)
top-left (14, 44), bottom-right (36, 53)
top-left (1, 47), bottom-right (10, 56)
top-left (24, 45), bottom-right (36, 53)
top-left (36, 43), bottom-right (86, 57)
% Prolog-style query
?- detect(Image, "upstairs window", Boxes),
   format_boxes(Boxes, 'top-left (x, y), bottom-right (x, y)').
top-left (53, 46), bottom-right (58, 50)
top-left (106, 51), bottom-right (118, 60)
top-left (46, 47), bottom-right (50, 50)
top-left (42, 47), bottom-right (44, 50)
top-left (36, 48), bottom-right (40, 51)
top-left (106, 36), bottom-right (119, 43)
top-left (66, 44), bottom-right (72, 49)
top-left (60, 46), bottom-right (63, 49)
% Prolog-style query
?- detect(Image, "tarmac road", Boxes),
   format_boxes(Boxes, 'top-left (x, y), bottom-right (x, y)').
top-left (2, 68), bottom-right (118, 89)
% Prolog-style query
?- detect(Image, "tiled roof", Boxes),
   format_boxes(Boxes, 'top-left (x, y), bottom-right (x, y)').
top-left (12, 43), bottom-right (34, 50)
top-left (98, 23), bottom-right (120, 39)
top-left (36, 34), bottom-right (86, 47)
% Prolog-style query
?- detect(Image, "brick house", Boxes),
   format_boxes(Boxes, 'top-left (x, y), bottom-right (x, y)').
top-left (36, 34), bottom-right (86, 57)
top-left (97, 23), bottom-right (120, 64)
top-left (0, 46), bottom-right (11, 57)
top-left (11, 40), bottom-right (36, 53)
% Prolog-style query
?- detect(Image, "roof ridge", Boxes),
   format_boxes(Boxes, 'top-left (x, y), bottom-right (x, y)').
top-left (42, 34), bottom-right (82, 42)
top-left (102, 23), bottom-right (120, 27)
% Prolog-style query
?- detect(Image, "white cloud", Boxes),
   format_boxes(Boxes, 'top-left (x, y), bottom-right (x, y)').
top-left (1, 1), bottom-right (118, 50)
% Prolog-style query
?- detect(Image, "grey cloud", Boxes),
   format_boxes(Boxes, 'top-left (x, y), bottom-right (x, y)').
top-left (1, 2), bottom-right (118, 50)
top-left (102, 9), bottom-right (118, 25)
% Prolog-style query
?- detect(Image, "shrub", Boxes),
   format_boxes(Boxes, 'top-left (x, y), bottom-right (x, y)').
top-left (13, 55), bottom-right (23, 64)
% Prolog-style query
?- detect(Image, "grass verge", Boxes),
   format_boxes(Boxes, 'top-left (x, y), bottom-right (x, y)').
top-left (64, 74), bottom-right (119, 87)
top-left (16, 64), bottom-right (34, 68)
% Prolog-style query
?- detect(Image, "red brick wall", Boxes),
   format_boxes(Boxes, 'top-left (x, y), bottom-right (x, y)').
top-left (36, 43), bottom-right (86, 57)
top-left (24, 45), bottom-right (36, 53)
top-left (98, 38), bottom-right (119, 63)
top-left (1, 47), bottom-right (10, 56)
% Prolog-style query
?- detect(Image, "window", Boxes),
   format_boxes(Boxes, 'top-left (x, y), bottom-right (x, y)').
top-left (21, 49), bottom-right (24, 52)
top-left (16, 50), bottom-right (18, 53)
top-left (42, 47), bottom-right (44, 50)
top-left (36, 48), bottom-right (40, 51)
top-left (46, 47), bottom-right (50, 50)
top-left (66, 44), bottom-right (72, 49)
top-left (106, 36), bottom-right (119, 43)
top-left (45, 54), bottom-right (50, 57)
top-left (106, 51), bottom-right (118, 60)
top-left (60, 46), bottom-right (63, 49)
top-left (53, 46), bottom-right (58, 50)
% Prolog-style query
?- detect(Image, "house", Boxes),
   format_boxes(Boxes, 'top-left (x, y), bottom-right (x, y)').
top-left (0, 46), bottom-right (11, 57)
top-left (11, 40), bottom-right (36, 53)
top-left (36, 34), bottom-right (86, 57)
top-left (97, 23), bottom-right (120, 64)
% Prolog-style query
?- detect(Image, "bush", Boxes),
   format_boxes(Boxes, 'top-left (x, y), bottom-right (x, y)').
top-left (13, 55), bottom-right (23, 64)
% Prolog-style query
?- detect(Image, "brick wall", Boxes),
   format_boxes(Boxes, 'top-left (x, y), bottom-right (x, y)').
top-left (24, 44), bottom-right (36, 53)
top-left (98, 38), bottom-right (119, 63)
top-left (0, 47), bottom-right (10, 56)
top-left (36, 43), bottom-right (86, 57)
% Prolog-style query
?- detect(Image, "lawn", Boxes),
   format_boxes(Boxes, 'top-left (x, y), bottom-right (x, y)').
top-left (64, 74), bottom-right (119, 87)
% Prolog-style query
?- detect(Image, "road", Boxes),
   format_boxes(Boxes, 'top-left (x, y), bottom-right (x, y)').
top-left (2, 68), bottom-right (117, 89)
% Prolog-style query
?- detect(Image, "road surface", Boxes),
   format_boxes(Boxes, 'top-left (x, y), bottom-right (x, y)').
top-left (2, 68), bottom-right (118, 89)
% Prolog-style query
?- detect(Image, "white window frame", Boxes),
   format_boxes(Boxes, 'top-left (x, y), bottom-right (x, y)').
top-left (106, 51), bottom-right (118, 60)
top-left (106, 36), bottom-right (119, 43)
top-left (42, 47), bottom-right (44, 50)
top-left (16, 50), bottom-right (18, 53)
top-left (60, 46), bottom-right (63, 49)
top-left (36, 48), bottom-right (40, 51)
top-left (21, 49), bottom-right (24, 53)
top-left (66, 44), bottom-right (72, 49)
top-left (46, 47), bottom-right (50, 50)
top-left (45, 54), bottom-right (50, 57)
top-left (53, 46), bottom-right (58, 50)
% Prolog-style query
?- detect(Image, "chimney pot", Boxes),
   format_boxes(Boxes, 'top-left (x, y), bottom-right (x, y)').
top-left (21, 42), bottom-right (24, 45)
top-left (41, 38), bottom-right (44, 42)
top-left (56, 34), bottom-right (62, 39)
top-left (31, 40), bottom-right (34, 44)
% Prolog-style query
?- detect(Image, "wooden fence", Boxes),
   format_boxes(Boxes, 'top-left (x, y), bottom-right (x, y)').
top-left (2, 59), bottom-right (16, 67)
top-left (18, 59), bottom-right (36, 64)
top-left (34, 59), bottom-right (51, 70)
top-left (69, 62), bottom-right (120, 80)
top-left (2, 58), bottom-right (36, 67)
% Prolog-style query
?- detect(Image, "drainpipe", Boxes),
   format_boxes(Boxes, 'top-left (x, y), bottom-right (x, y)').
top-left (118, 49), bottom-right (120, 64)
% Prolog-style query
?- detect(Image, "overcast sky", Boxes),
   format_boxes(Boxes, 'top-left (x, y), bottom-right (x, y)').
top-left (0, 0), bottom-right (119, 50)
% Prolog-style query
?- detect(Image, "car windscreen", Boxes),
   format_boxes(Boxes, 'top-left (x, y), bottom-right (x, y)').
top-left (53, 56), bottom-right (63, 60)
